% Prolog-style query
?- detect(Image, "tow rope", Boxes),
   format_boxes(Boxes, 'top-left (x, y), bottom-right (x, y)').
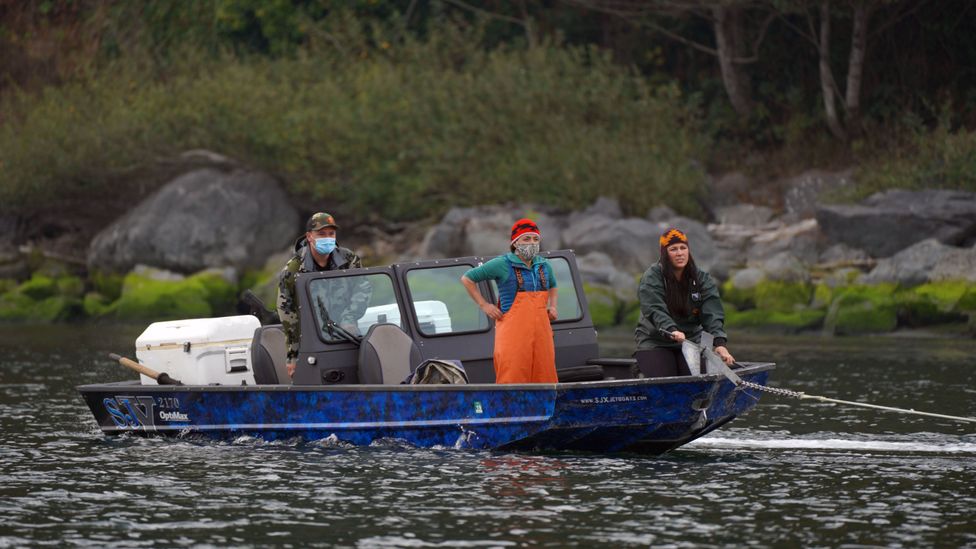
top-left (684, 336), bottom-right (976, 425)
top-left (734, 378), bottom-right (976, 424)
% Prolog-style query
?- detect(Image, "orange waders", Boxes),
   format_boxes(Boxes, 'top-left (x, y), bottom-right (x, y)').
top-left (493, 267), bottom-right (558, 384)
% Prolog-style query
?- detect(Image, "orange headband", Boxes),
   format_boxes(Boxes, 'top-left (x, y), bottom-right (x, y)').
top-left (659, 228), bottom-right (688, 247)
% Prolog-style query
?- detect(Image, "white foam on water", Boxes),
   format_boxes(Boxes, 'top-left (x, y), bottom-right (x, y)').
top-left (689, 436), bottom-right (976, 454)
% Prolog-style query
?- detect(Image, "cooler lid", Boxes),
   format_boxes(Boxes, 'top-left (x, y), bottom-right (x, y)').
top-left (135, 315), bottom-right (260, 349)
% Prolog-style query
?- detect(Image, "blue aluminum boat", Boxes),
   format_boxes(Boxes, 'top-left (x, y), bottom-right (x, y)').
top-left (77, 250), bottom-right (774, 453)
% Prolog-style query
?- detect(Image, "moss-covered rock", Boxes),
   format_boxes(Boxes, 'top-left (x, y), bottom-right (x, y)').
top-left (823, 284), bottom-right (899, 335)
top-left (0, 278), bottom-right (16, 294)
top-left (35, 296), bottom-right (84, 321)
top-left (833, 283), bottom-right (899, 305)
top-left (111, 271), bottom-right (213, 321)
top-left (56, 276), bottom-right (85, 298)
top-left (0, 292), bottom-right (32, 320)
top-left (833, 301), bottom-right (898, 334)
top-left (720, 278), bottom-right (756, 310)
top-left (0, 291), bottom-right (82, 322)
top-left (726, 308), bottom-right (825, 332)
top-left (91, 271), bottom-right (124, 301)
top-left (17, 275), bottom-right (58, 300)
top-left (895, 291), bottom-right (966, 327)
top-left (83, 292), bottom-right (114, 318)
top-left (621, 300), bottom-right (641, 328)
top-left (187, 269), bottom-right (239, 314)
top-left (811, 282), bottom-right (833, 309)
top-left (910, 281), bottom-right (973, 311)
top-left (753, 280), bottom-right (813, 312)
top-left (584, 283), bottom-right (618, 327)
top-left (242, 268), bottom-right (279, 311)
top-left (32, 258), bottom-right (81, 279)
top-left (959, 286), bottom-right (976, 311)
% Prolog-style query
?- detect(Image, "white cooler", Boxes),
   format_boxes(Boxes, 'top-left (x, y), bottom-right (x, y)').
top-left (134, 315), bottom-right (261, 385)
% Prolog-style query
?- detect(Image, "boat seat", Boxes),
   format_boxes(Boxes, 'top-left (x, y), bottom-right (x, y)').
top-left (358, 323), bottom-right (423, 384)
top-left (251, 324), bottom-right (290, 384)
top-left (557, 364), bottom-right (605, 382)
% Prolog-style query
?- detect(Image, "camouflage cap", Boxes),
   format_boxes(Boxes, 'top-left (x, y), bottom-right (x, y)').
top-left (306, 212), bottom-right (339, 231)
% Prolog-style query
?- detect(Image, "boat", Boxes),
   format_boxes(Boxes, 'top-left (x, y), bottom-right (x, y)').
top-left (77, 250), bottom-right (774, 453)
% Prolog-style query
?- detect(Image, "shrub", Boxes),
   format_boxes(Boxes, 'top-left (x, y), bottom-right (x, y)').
top-left (846, 124), bottom-right (976, 201)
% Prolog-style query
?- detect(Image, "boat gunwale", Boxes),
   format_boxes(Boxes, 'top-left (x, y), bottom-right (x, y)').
top-left (77, 362), bottom-right (775, 393)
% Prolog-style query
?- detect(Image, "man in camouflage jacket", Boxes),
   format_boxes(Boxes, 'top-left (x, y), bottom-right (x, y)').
top-left (277, 212), bottom-right (369, 378)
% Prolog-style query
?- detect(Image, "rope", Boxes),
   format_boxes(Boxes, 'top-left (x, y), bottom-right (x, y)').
top-left (737, 380), bottom-right (976, 424)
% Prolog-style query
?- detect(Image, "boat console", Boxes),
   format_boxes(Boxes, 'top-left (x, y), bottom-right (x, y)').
top-left (269, 250), bottom-right (629, 385)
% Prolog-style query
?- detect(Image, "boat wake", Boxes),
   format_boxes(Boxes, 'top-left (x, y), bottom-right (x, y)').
top-left (689, 436), bottom-right (976, 455)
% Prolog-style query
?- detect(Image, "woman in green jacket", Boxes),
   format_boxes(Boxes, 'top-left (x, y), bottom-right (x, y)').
top-left (634, 227), bottom-right (735, 376)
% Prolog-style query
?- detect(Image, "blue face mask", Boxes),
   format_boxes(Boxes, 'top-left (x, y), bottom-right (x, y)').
top-left (313, 237), bottom-right (336, 255)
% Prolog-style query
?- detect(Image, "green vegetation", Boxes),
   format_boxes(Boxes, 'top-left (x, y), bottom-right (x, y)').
top-left (0, 23), bottom-right (707, 222)
top-left (847, 125), bottom-right (976, 202)
top-left (5, 2), bottom-right (973, 228)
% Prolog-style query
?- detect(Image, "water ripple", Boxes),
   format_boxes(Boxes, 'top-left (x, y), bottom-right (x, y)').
top-left (2, 328), bottom-right (976, 547)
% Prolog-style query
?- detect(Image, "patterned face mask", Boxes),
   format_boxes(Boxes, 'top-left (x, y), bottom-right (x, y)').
top-left (515, 242), bottom-right (540, 261)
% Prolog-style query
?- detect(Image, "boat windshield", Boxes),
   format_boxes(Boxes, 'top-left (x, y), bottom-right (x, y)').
top-left (308, 273), bottom-right (401, 344)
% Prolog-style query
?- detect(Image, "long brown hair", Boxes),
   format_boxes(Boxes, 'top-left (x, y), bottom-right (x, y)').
top-left (660, 250), bottom-right (698, 318)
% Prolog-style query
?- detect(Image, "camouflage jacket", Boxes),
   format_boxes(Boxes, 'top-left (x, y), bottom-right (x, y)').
top-left (276, 240), bottom-right (365, 361)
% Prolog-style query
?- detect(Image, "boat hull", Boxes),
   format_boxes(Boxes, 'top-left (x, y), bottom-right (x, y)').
top-left (77, 363), bottom-right (773, 453)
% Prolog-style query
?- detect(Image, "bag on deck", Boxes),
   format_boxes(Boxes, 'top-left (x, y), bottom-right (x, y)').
top-left (404, 359), bottom-right (468, 385)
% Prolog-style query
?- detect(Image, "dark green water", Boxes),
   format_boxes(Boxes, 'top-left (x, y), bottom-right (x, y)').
top-left (1, 325), bottom-right (975, 548)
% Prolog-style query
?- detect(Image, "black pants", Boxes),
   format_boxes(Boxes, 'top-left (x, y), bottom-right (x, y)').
top-left (633, 348), bottom-right (691, 377)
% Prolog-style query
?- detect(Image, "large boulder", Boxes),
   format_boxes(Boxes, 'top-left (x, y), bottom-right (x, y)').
top-left (816, 189), bottom-right (976, 258)
top-left (707, 218), bottom-right (820, 278)
top-left (562, 216), bottom-right (658, 275)
top-left (747, 252), bottom-right (810, 283)
top-left (88, 168), bottom-right (299, 274)
top-left (781, 169), bottom-right (854, 221)
top-left (747, 218), bottom-right (823, 265)
top-left (713, 204), bottom-right (775, 227)
top-left (705, 172), bottom-right (759, 209)
top-left (864, 239), bottom-right (976, 285)
top-left (576, 251), bottom-right (637, 300)
top-left (416, 205), bottom-right (564, 260)
top-left (0, 243), bottom-right (29, 280)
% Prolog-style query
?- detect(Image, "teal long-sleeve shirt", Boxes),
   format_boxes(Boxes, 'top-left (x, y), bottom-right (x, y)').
top-left (463, 253), bottom-right (557, 313)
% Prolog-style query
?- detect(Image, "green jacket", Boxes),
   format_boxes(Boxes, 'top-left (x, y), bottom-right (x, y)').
top-left (276, 240), bottom-right (365, 361)
top-left (634, 263), bottom-right (727, 350)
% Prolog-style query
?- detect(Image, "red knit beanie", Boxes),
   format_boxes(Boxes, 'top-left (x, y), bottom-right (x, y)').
top-left (510, 218), bottom-right (541, 244)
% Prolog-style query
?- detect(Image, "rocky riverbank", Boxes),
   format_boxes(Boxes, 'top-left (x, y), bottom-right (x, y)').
top-left (1, 153), bottom-right (974, 336)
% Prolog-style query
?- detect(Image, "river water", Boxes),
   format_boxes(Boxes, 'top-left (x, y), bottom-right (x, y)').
top-left (1, 324), bottom-right (974, 548)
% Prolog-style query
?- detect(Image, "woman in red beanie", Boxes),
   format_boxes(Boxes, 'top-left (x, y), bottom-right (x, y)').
top-left (634, 227), bottom-right (734, 376)
top-left (460, 218), bottom-right (559, 383)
